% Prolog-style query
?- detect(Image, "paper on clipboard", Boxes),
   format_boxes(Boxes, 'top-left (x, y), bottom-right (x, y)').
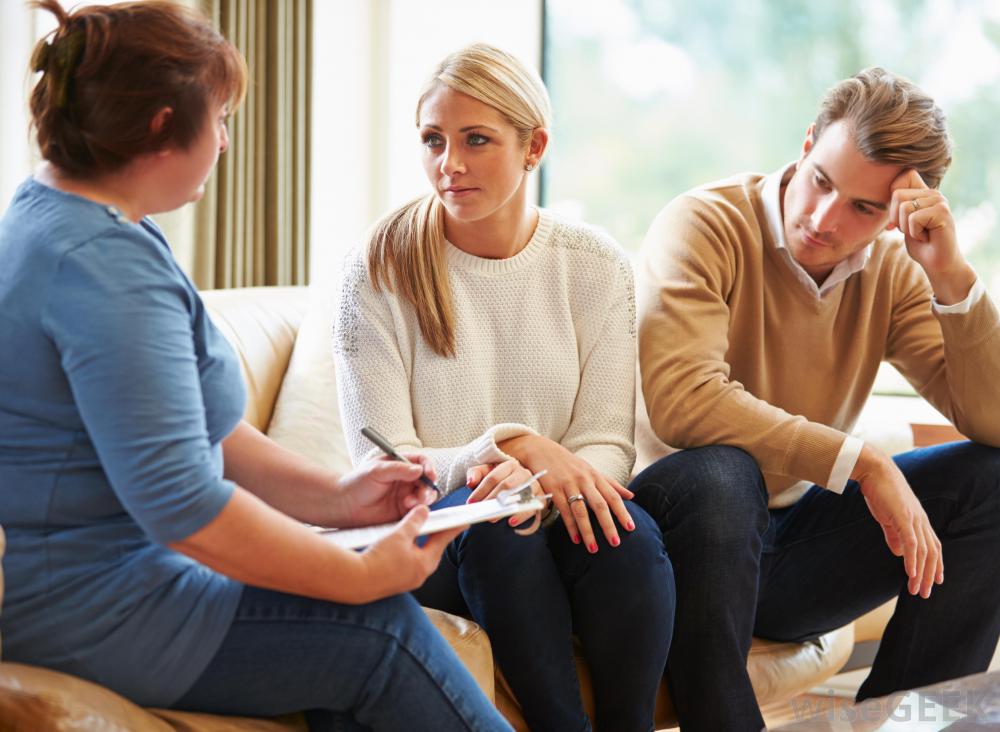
top-left (319, 470), bottom-right (548, 550)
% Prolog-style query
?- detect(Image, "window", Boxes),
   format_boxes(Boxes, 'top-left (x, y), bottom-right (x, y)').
top-left (543, 0), bottom-right (1000, 292)
top-left (0, 3), bottom-right (43, 211)
top-left (544, 0), bottom-right (1000, 410)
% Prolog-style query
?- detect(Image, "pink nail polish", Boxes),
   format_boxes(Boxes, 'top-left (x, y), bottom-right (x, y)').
top-left (626, 520), bottom-right (635, 531)
top-left (572, 534), bottom-right (581, 544)
top-left (611, 536), bottom-right (620, 547)
top-left (588, 542), bottom-right (598, 553)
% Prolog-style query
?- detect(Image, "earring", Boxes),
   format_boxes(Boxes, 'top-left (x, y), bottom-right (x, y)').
top-left (524, 162), bottom-right (535, 171)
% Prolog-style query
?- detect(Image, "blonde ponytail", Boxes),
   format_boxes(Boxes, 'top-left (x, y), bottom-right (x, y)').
top-left (366, 194), bottom-right (456, 357)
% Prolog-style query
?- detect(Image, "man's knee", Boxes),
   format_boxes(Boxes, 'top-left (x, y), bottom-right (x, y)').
top-left (955, 442), bottom-right (1000, 504)
top-left (954, 441), bottom-right (1000, 480)
top-left (631, 446), bottom-right (769, 545)
top-left (901, 441), bottom-right (1000, 506)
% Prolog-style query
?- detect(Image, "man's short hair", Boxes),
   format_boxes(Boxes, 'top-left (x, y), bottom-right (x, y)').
top-left (813, 67), bottom-right (951, 189)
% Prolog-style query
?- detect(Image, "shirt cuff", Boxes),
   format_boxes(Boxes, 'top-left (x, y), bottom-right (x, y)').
top-left (932, 277), bottom-right (986, 315)
top-left (825, 435), bottom-right (864, 494)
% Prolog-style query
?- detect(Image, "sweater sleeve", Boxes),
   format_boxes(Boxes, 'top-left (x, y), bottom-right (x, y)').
top-left (885, 254), bottom-right (1000, 446)
top-left (637, 194), bottom-right (848, 493)
top-left (560, 242), bottom-right (637, 485)
top-left (332, 253), bottom-right (536, 494)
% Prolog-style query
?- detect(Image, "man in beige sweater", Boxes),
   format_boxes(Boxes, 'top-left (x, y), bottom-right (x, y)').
top-left (632, 67), bottom-right (1000, 731)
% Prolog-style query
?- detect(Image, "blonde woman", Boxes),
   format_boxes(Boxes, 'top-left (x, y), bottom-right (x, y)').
top-left (334, 44), bottom-right (674, 732)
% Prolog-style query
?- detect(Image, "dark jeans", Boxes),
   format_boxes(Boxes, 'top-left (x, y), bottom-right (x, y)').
top-left (413, 487), bottom-right (675, 732)
top-left (630, 442), bottom-right (1000, 732)
top-left (173, 585), bottom-right (512, 731)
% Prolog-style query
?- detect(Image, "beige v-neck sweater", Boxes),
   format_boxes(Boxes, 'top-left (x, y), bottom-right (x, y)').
top-left (637, 173), bottom-right (1000, 505)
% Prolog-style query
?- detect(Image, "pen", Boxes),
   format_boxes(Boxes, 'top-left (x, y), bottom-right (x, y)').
top-left (361, 426), bottom-right (441, 496)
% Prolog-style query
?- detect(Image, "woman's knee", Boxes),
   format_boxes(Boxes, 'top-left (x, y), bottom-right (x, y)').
top-left (456, 517), bottom-right (550, 571)
top-left (584, 505), bottom-right (674, 587)
top-left (607, 502), bottom-right (666, 562)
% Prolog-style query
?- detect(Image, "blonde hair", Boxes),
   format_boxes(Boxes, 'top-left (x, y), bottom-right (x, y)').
top-left (813, 67), bottom-right (951, 189)
top-left (366, 43), bottom-right (552, 357)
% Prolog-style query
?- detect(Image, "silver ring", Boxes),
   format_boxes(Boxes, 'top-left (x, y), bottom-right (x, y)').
top-left (911, 199), bottom-right (921, 211)
top-left (567, 494), bottom-right (586, 506)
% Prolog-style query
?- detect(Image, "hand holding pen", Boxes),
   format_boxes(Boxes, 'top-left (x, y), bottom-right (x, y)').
top-left (361, 427), bottom-right (441, 501)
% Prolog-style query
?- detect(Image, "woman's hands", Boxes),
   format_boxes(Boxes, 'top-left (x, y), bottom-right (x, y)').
top-left (499, 435), bottom-right (635, 552)
top-left (357, 505), bottom-right (466, 601)
top-left (335, 454), bottom-right (439, 528)
top-left (465, 459), bottom-right (543, 525)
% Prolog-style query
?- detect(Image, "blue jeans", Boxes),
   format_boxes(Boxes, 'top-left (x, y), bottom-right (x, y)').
top-left (172, 585), bottom-right (512, 731)
top-left (630, 442), bottom-right (1000, 732)
top-left (413, 487), bottom-right (675, 732)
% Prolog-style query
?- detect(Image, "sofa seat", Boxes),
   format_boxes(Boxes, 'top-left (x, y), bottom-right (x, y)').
top-left (0, 286), bottom-right (855, 730)
top-left (0, 657), bottom-right (307, 732)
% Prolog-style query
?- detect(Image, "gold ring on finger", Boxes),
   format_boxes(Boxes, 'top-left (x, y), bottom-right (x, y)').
top-left (911, 199), bottom-right (921, 211)
top-left (567, 494), bottom-right (586, 506)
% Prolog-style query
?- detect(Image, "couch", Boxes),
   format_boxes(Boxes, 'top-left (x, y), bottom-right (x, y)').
top-left (0, 285), bottom-right (856, 731)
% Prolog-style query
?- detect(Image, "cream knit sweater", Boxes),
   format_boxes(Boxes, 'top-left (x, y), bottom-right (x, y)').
top-left (334, 209), bottom-right (637, 494)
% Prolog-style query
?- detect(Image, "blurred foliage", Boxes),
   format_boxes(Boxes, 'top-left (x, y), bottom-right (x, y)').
top-left (543, 0), bottom-right (1000, 298)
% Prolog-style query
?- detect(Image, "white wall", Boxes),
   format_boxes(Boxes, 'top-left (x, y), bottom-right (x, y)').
top-left (0, 0), bottom-right (195, 267)
top-left (310, 0), bottom-right (543, 287)
top-left (0, 1), bottom-right (43, 210)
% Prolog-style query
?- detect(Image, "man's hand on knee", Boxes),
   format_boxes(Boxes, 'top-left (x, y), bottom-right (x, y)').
top-left (851, 443), bottom-right (944, 599)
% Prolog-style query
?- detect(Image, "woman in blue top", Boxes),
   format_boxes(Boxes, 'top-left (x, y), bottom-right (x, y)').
top-left (0, 2), bottom-right (510, 730)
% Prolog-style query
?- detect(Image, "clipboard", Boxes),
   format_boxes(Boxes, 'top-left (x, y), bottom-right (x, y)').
top-left (319, 471), bottom-right (549, 550)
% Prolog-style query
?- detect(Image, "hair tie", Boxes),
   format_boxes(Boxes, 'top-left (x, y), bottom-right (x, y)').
top-left (52, 30), bottom-right (85, 109)
top-left (31, 41), bottom-right (53, 73)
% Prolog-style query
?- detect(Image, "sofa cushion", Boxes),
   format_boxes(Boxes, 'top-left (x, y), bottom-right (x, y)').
top-left (0, 661), bottom-right (306, 731)
top-left (422, 607), bottom-right (496, 703)
top-left (266, 286), bottom-right (352, 474)
top-left (202, 287), bottom-right (308, 433)
top-left (0, 662), bottom-right (176, 731)
top-left (151, 709), bottom-right (307, 731)
top-left (744, 624), bottom-right (855, 704)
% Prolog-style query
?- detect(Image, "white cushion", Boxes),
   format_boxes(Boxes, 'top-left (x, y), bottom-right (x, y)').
top-left (266, 286), bottom-right (352, 475)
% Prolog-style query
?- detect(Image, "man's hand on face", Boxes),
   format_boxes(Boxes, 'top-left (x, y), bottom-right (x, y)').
top-left (887, 169), bottom-right (976, 304)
